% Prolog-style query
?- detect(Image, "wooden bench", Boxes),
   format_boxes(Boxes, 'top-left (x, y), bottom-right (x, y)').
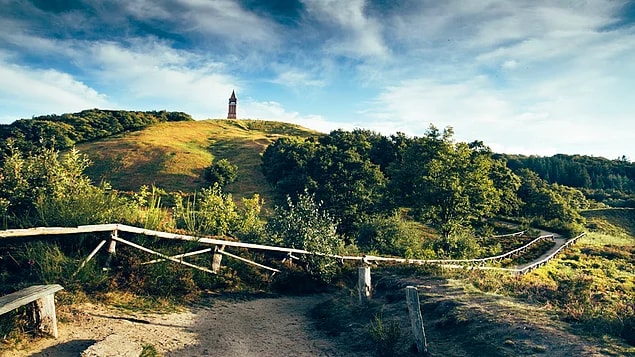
top-left (0, 284), bottom-right (64, 338)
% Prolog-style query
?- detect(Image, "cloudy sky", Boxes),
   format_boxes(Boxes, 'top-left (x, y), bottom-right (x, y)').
top-left (1, 0), bottom-right (634, 160)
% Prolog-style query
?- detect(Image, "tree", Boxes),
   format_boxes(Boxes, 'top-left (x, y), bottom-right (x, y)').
top-left (390, 126), bottom-right (506, 238)
top-left (0, 144), bottom-right (129, 227)
top-left (262, 132), bottom-right (389, 236)
top-left (204, 158), bottom-right (238, 188)
top-left (266, 192), bottom-right (343, 282)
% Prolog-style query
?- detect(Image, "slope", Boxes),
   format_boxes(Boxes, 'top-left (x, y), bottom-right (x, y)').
top-left (77, 119), bottom-right (319, 197)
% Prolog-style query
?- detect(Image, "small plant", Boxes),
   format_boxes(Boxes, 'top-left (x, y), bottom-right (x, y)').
top-left (203, 158), bottom-right (238, 188)
top-left (369, 313), bottom-right (402, 357)
top-left (140, 344), bottom-right (162, 357)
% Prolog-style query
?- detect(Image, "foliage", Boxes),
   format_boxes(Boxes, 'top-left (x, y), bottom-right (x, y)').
top-left (430, 229), bottom-right (483, 259)
top-left (0, 240), bottom-right (109, 296)
top-left (266, 192), bottom-right (343, 282)
top-left (503, 153), bottom-right (634, 190)
top-left (516, 169), bottom-right (587, 235)
top-left (390, 126), bottom-right (513, 238)
top-left (129, 185), bottom-right (175, 231)
top-left (172, 183), bottom-right (262, 237)
top-left (0, 144), bottom-right (133, 228)
top-left (262, 130), bottom-right (390, 236)
top-left (369, 313), bottom-right (402, 357)
top-left (356, 212), bottom-right (431, 259)
top-left (203, 158), bottom-right (238, 188)
top-left (500, 153), bottom-right (635, 207)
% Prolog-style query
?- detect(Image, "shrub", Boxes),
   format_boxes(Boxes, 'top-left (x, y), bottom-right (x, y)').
top-left (369, 314), bottom-right (402, 357)
top-left (267, 192), bottom-right (343, 283)
top-left (172, 184), bottom-right (239, 236)
top-left (203, 158), bottom-right (238, 188)
top-left (430, 229), bottom-right (483, 259)
top-left (356, 213), bottom-right (428, 258)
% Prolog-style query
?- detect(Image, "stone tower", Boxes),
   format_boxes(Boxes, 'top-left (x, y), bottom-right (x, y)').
top-left (227, 90), bottom-right (237, 119)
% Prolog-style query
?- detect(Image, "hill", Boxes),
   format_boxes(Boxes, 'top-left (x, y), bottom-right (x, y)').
top-left (78, 119), bottom-right (319, 197)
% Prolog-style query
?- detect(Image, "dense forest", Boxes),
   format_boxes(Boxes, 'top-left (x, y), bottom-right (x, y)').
top-left (262, 128), bottom-right (593, 242)
top-left (498, 153), bottom-right (635, 207)
top-left (0, 109), bottom-right (192, 157)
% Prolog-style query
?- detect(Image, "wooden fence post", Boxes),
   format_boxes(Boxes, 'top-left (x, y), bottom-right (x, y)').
top-left (406, 286), bottom-right (428, 354)
top-left (212, 245), bottom-right (225, 273)
top-left (358, 260), bottom-right (371, 304)
top-left (104, 229), bottom-right (118, 270)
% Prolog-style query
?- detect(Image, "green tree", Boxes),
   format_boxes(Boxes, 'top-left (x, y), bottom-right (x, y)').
top-left (266, 192), bottom-right (343, 282)
top-left (516, 169), bottom-right (586, 234)
top-left (262, 132), bottom-right (389, 236)
top-left (204, 158), bottom-right (238, 188)
top-left (391, 126), bottom-right (506, 238)
top-left (0, 144), bottom-right (130, 227)
top-left (356, 213), bottom-right (430, 259)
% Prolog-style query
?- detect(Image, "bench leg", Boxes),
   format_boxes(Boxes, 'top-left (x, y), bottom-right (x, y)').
top-left (33, 294), bottom-right (59, 338)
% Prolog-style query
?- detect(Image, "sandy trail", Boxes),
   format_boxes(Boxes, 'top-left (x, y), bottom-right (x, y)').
top-left (3, 294), bottom-right (363, 357)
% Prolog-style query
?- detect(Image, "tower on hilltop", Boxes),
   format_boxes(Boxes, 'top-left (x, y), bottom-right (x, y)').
top-left (227, 90), bottom-right (237, 119)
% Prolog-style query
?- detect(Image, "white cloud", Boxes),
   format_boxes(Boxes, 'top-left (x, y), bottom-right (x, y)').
top-left (82, 40), bottom-right (240, 119)
top-left (302, 0), bottom-right (387, 58)
top-left (502, 60), bottom-right (518, 70)
top-left (0, 59), bottom-right (110, 123)
top-left (271, 69), bottom-right (326, 88)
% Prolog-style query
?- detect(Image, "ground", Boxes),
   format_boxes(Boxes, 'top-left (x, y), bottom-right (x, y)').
top-left (2, 294), bottom-right (366, 357)
top-left (2, 274), bottom-right (631, 357)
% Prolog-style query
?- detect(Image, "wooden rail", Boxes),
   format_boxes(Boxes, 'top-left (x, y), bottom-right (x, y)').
top-left (515, 232), bottom-right (586, 274)
top-left (0, 224), bottom-right (582, 275)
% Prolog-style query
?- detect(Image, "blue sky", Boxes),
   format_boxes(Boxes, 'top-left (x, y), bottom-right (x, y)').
top-left (1, 0), bottom-right (634, 160)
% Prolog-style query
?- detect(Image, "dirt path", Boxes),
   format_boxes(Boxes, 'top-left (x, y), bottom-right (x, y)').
top-left (2, 294), bottom-right (364, 357)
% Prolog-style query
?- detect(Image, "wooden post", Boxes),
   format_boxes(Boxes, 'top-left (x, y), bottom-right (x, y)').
top-left (104, 229), bottom-right (118, 270)
top-left (33, 294), bottom-right (59, 338)
top-left (406, 286), bottom-right (428, 354)
top-left (212, 245), bottom-right (225, 274)
top-left (358, 263), bottom-right (371, 303)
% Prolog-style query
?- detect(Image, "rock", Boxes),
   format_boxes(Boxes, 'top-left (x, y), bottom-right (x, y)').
top-left (81, 334), bottom-right (143, 357)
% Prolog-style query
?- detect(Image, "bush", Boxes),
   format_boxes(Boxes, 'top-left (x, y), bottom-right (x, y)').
top-left (369, 314), bottom-right (402, 357)
top-left (430, 229), bottom-right (483, 259)
top-left (267, 192), bottom-right (343, 283)
top-left (203, 158), bottom-right (238, 188)
top-left (356, 213), bottom-right (428, 258)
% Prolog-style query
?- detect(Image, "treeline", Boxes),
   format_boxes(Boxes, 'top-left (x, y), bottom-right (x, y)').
top-left (0, 109), bottom-right (192, 157)
top-left (499, 153), bottom-right (635, 207)
top-left (262, 127), bottom-right (592, 246)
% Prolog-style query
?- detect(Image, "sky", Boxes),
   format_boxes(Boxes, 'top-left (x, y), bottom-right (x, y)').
top-left (1, 0), bottom-right (634, 160)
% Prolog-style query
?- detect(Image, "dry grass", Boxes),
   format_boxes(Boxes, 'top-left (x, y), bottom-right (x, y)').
top-left (78, 119), bottom-right (318, 198)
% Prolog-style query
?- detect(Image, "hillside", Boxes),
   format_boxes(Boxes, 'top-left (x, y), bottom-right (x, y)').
top-left (78, 119), bottom-right (319, 197)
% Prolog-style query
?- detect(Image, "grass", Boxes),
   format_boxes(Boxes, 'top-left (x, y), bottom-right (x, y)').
top-left (79, 119), bottom-right (318, 197)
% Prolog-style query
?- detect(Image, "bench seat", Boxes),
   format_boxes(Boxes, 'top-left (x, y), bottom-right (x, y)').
top-left (0, 284), bottom-right (64, 338)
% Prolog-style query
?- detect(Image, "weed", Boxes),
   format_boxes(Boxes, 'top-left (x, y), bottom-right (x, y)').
top-left (369, 313), bottom-right (402, 357)
top-left (140, 344), bottom-right (162, 357)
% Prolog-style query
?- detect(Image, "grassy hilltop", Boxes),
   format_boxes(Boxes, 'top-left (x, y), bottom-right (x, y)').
top-left (78, 119), bottom-right (318, 196)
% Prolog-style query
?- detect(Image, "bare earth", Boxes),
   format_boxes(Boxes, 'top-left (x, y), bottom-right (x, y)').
top-left (3, 295), bottom-right (365, 357)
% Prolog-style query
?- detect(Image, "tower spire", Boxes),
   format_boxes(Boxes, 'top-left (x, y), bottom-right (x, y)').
top-left (227, 90), bottom-right (237, 119)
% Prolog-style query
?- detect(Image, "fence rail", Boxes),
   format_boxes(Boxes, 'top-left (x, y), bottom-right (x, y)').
top-left (0, 224), bottom-right (583, 275)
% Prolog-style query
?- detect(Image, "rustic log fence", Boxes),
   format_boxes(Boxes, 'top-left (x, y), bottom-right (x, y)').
top-left (0, 224), bottom-right (582, 276)
top-left (2, 224), bottom-right (586, 354)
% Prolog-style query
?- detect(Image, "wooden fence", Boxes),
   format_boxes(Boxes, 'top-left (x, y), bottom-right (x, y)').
top-left (0, 224), bottom-right (584, 276)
